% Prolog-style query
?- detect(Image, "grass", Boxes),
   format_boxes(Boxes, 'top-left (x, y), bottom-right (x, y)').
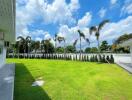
top-left (7, 59), bottom-right (132, 100)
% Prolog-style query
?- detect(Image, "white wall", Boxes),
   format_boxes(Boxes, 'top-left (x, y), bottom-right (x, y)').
top-left (0, 41), bottom-right (6, 68)
top-left (130, 46), bottom-right (132, 65)
top-left (113, 54), bottom-right (131, 63)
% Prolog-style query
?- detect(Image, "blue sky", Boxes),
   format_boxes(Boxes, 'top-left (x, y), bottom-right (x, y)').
top-left (16, 0), bottom-right (132, 48)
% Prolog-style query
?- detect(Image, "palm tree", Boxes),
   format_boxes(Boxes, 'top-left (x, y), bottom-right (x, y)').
top-left (44, 39), bottom-right (51, 53)
top-left (17, 36), bottom-right (25, 57)
top-left (41, 40), bottom-right (45, 57)
top-left (77, 30), bottom-right (90, 60)
top-left (73, 39), bottom-right (78, 50)
top-left (14, 41), bottom-right (19, 58)
top-left (54, 33), bottom-right (58, 53)
top-left (17, 36), bottom-right (31, 58)
top-left (26, 36), bottom-right (31, 58)
top-left (89, 20), bottom-right (109, 52)
top-left (57, 36), bottom-right (66, 57)
top-left (10, 44), bottom-right (15, 58)
top-left (34, 41), bottom-right (40, 53)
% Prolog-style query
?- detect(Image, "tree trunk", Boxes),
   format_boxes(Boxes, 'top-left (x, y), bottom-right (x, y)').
top-left (35, 49), bottom-right (36, 58)
top-left (13, 48), bottom-right (14, 58)
top-left (80, 37), bottom-right (81, 61)
top-left (18, 46), bottom-right (19, 59)
top-left (97, 38), bottom-right (101, 62)
top-left (27, 45), bottom-right (29, 58)
top-left (64, 40), bottom-right (66, 59)
top-left (98, 39), bottom-right (100, 53)
top-left (55, 41), bottom-right (57, 53)
top-left (24, 48), bottom-right (26, 59)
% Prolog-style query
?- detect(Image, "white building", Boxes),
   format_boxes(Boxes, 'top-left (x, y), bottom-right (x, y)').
top-left (115, 39), bottom-right (132, 73)
top-left (0, 1), bottom-right (15, 100)
top-left (0, 0), bottom-right (15, 68)
top-left (120, 39), bottom-right (132, 65)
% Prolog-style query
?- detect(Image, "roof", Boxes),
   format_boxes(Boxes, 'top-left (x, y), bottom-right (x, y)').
top-left (0, 0), bottom-right (16, 43)
top-left (119, 39), bottom-right (132, 47)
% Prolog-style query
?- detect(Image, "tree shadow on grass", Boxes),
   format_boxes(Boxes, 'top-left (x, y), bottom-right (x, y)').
top-left (14, 63), bottom-right (51, 100)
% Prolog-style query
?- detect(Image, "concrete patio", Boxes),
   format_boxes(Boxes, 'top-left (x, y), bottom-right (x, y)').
top-left (0, 64), bottom-right (15, 100)
top-left (116, 62), bottom-right (132, 73)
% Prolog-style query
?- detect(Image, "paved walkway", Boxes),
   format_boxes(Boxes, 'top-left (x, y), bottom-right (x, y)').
top-left (116, 62), bottom-right (132, 73)
top-left (0, 64), bottom-right (15, 100)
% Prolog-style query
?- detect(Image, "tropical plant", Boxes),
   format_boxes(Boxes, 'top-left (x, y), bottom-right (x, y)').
top-left (34, 41), bottom-right (40, 53)
top-left (57, 36), bottom-right (66, 56)
top-left (56, 47), bottom-right (64, 53)
top-left (66, 45), bottom-right (76, 53)
top-left (17, 36), bottom-right (31, 58)
top-left (77, 30), bottom-right (90, 60)
top-left (85, 47), bottom-right (91, 53)
top-left (114, 33), bottom-right (132, 44)
top-left (54, 33), bottom-right (58, 53)
top-left (100, 40), bottom-right (109, 52)
top-left (90, 47), bottom-right (98, 53)
top-left (73, 39), bottom-right (78, 52)
top-left (41, 39), bottom-right (54, 53)
top-left (89, 20), bottom-right (109, 52)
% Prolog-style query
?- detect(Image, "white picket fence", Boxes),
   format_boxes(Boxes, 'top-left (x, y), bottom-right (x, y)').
top-left (7, 53), bottom-right (132, 63)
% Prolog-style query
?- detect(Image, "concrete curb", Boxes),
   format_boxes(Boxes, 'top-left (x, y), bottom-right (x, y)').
top-left (116, 62), bottom-right (132, 73)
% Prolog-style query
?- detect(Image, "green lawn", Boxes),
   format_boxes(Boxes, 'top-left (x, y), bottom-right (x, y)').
top-left (7, 59), bottom-right (132, 100)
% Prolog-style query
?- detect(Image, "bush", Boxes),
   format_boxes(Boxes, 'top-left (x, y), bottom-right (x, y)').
top-left (90, 56), bottom-right (93, 62)
top-left (110, 55), bottom-right (114, 63)
top-left (102, 55), bottom-right (106, 63)
top-left (87, 55), bottom-right (89, 62)
top-left (95, 55), bottom-right (98, 62)
top-left (106, 55), bottom-right (110, 62)
top-left (76, 55), bottom-right (78, 61)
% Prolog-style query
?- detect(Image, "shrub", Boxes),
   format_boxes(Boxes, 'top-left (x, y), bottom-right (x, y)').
top-left (95, 55), bottom-right (98, 62)
top-left (110, 55), bottom-right (114, 63)
top-left (106, 55), bottom-right (110, 63)
top-left (76, 55), bottom-right (78, 61)
top-left (87, 55), bottom-right (89, 62)
top-left (102, 55), bottom-right (106, 63)
top-left (90, 56), bottom-right (93, 62)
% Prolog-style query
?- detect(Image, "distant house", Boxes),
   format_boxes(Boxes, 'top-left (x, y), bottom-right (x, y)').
top-left (119, 39), bottom-right (132, 67)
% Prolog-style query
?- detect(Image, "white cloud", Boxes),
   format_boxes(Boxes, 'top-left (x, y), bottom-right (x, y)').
top-left (16, 0), bottom-right (80, 41)
top-left (58, 25), bottom-right (95, 49)
top-left (121, 0), bottom-right (132, 15)
top-left (38, 0), bottom-right (80, 24)
top-left (35, 37), bottom-right (42, 41)
top-left (77, 12), bottom-right (92, 28)
top-left (69, 0), bottom-right (80, 11)
top-left (98, 8), bottom-right (106, 18)
top-left (57, 16), bottom-right (132, 49)
top-left (111, 0), bottom-right (117, 5)
top-left (101, 16), bottom-right (132, 42)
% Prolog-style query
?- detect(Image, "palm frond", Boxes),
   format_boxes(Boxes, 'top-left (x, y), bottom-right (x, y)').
top-left (85, 38), bottom-right (90, 45)
top-left (54, 33), bottom-right (58, 41)
top-left (73, 39), bottom-right (78, 47)
top-left (89, 26), bottom-right (97, 35)
top-left (78, 30), bottom-right (85, 39)
top-left (55, 33), bottom-right (58, 38)
top-left (95, 32), bottom-right (99, 40)
top-left (98, 20), bottom-right (109, 31)
top-left (17, 36), bottom-right (25, 41)
top-left (57, 36), bottom-right (65, 43)
top-left (26, 36), bottom-right (31, 40)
